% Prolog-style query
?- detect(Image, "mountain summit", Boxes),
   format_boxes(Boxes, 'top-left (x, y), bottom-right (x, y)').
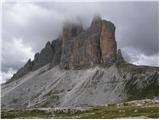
top-left (11, 16), bottom-right (117, 79)
top-left (2, 16), bottom-right (158, 109)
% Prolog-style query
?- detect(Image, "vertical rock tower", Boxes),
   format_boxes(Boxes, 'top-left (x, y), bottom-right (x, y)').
top-left (11, 16), bottom-right (118, 79)
top-left (60, 16), bottom-right (117, 69)
top-left (100, 20), bottom-right (117, 64)
top-left (3, 16), bottom-right (158, 109)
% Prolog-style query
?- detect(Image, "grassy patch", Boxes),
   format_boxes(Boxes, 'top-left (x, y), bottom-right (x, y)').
top-left (125, 73), bottom-right (159, 101)
top-left (80, 106), bottom-right (158, 119)
top-left (53, 104), bottom-right (159, 118)
top-left (52, 105), bottom-right (159, 119)
top-left (2, 101), bottom-right (159, 119)
top-left (1, 109), bottom-right (52, 119)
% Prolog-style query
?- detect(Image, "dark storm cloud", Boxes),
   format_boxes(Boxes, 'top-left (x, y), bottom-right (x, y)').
top-left (33, 2), bottom-right (159, 55)
top-left (1, 1), bottom-right (159, 82)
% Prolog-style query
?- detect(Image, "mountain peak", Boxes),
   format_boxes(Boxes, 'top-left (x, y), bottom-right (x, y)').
top-left (62, 22), bottom-right (84, 41)
top-left (45, 41), bottom-right (51, 48)
top-left (2, 16), bottom-right (158, 111)
top-left (92, 15), bottom-right (102, 23)
top-left (11, 17), bottom-right (119, 79)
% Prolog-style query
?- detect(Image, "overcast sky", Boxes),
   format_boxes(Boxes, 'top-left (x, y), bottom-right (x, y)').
top-left (1, 1), bottom-right (159, 83)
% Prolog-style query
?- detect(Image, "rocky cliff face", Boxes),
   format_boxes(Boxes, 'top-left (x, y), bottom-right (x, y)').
top-left (11, 16), bottom-right (118, 80)
top-left (32, 41), bottom-right (54, 70)
top-left (10, 42), bottom-right (54, 80)
top-left (60, 16), bottom-right (117, 69)
top-left (100, 20), bottom-right (117, 64)
top-left (11, 59), bottom-right (33, 80)
top-left (3, 16), bottom-right (158, 109)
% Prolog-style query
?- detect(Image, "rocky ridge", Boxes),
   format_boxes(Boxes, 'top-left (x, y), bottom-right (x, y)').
top-left (2, 16), bottom-right (158, 109)
top-left (11, 16), bottom-right (117, 80)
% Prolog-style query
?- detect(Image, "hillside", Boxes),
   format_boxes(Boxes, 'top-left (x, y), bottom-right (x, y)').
top-left (1, 16), bottom-right (158, 111)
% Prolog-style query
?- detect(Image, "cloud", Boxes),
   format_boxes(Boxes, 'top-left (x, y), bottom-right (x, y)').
top-left (2, 3), bottom-right (63, 52)
top-left (0, 68), bottom-right (16, 84)
top-left (133, 54), bottom-right (159, 66)
top-left (2, 37), bottom-right (34, 72)
top-left (30, 2), bottom-right (159, 55)
top-left (1, 1), bottom-right (159, 83)
top-left (122, 47), bottom-right (159, 66)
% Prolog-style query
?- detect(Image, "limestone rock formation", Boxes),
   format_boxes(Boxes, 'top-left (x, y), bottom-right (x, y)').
top-left (11, 41), bottom-right (55, 80)
top-left (2, 16), bottom-right (158, 109)
top-left (11, 16), bottom-right (118, 79)
top-left (60, 16), bottom-right (117, 69)
top-left (32, 41), bottom-right (54, 70)
top-left (11, 59), bottom-right (33, 80)
top-left (100, 20), bottom-right (117, 64)
top-left (62, 22), bottom-right (84, 41)
top-left (2, 62), bottom-right (158, 109)
top-left (50, 38), bottom-right (62, 68)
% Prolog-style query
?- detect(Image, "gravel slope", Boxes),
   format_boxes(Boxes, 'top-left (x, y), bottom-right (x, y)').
top-left (1, 62), bottom-right (158, 109)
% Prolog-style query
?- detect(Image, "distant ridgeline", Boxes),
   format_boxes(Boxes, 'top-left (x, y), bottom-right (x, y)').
top-left (11, 16), bottom-right (120, 80)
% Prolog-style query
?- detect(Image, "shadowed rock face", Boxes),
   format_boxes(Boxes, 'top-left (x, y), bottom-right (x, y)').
top-left (100, 20), bottom-right (117, 64)
top-left (60, 16), bottom-right (117, 69)
top-left (32, 41), bottom-right (54, 70)
top-left (11, 41), bottom-right (54, 80)
top-left (11, 16), bottom-right (118, 80)
top-left (62, 22), bottom-right (84, 41)
top-left (11, 59), bottom-right (33, 80)
top-left (50, 38), bottom-right (62, 67)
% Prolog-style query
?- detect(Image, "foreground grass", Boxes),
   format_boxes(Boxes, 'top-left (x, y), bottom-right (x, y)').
top-left (2, 100), bottom-right (159, 119)
top-left (53, 105), bottom-right (158, 119)
top-left (1, 109), bottom-right (52, 119)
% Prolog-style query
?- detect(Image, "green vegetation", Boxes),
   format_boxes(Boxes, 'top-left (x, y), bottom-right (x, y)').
top-left (1, 109), bottom-right (51, 119)
top-left (116, 60), bottom-right (159, 101)
top-left (76, 105), bottom-right (158, 119)
top-left (52, 104), bottom-right (158, 119)
top-left (2, 100), bottom-right (159, 119)
top-left (125, 72), bottom-right (159, 101)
